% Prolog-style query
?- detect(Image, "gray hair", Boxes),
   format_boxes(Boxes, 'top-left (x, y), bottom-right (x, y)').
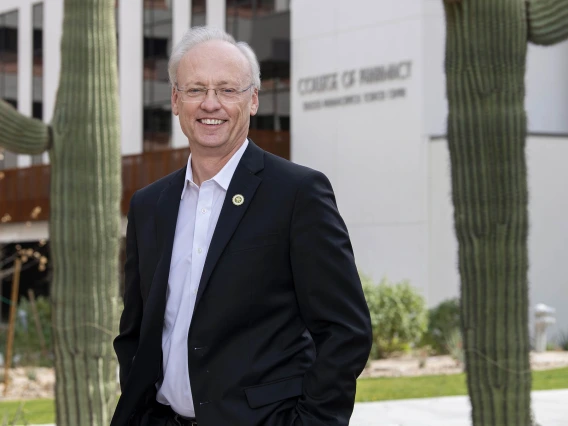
top-left (168, 26), bottom-right (261, 90)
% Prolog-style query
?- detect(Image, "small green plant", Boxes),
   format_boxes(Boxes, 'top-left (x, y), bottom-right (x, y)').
top-left (416, 345), bottom-right (431, 369)
top-left (420, 298), bottom-right (461, 355)
top-left (0, 296), bottom-right (53, 368)
top-left (446, 327), bottom-right (464, 366)
top-left (546, 342), bottom-right (560, 351)
top-left (27, 368), bottom-right (37, 382)
top-left (556, 329), bottom-right (568, 351)
top-left (361, 274), bottom-right (428, 359)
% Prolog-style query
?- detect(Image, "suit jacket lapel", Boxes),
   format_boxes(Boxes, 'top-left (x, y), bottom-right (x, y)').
top-left (151, 167), bottom-right (186, 322)
top-left (136, 167), bottom-right (185, 374)
top-left (195, 140), bottom-right (264, 307)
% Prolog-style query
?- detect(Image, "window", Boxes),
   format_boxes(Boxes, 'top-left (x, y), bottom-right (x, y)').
top-left (31, 2), bottom-right (44, 165)
top-left (0, 10), bottom-right (19, 169)
top-left (192, 0), bottom-right (206, 26)
top-left (143, 0), bottom-right (173, 151)
top-left (226, 0), bottom-right (290, 133)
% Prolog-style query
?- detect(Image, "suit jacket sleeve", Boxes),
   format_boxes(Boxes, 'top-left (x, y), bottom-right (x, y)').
top-left (290, 171), bottom-right (373, 426)
top-left (114, 192), bottom-right (144, 390)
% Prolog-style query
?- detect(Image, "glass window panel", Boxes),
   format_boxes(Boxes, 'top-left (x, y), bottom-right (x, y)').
top-left (143, 0), bottom-right (173, 151)
top-left (32, 2), bottom-right (44, 165)
top-left (0, 10), bottom-right (19, 169)
top-left (192, 0), bottom-right (206, 27)
top-left (225, 0), bottom-right (290, 157)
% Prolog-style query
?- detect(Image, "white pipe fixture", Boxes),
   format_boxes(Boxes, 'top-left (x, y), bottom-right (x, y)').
top-left (534, 303), bottom-right (556, 352)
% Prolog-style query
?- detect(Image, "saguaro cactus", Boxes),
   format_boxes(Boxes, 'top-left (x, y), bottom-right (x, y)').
top-left (443, 1), bottom-right (568, 425)
top-left (0, 0), bottom-right (120, 424)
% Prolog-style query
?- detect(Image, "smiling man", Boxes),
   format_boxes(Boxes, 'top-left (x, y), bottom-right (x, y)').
top-left (111, 27), bottom-right (372, 426)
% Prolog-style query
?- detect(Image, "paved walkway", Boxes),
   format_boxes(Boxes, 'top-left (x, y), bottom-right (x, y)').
top-left (349, 389), bottom-right (568, 426)
top-left (31, 389), bottom-right (568, 426)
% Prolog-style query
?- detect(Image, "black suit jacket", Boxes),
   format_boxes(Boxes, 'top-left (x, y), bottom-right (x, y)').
top-left (112, 140), bottom-right (372, 426)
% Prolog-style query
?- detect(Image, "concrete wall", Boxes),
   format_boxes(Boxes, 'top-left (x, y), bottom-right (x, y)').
top-left (291, 0), bottom-right (429, 296)
top-left (0, 221), bottom-right (49, 243)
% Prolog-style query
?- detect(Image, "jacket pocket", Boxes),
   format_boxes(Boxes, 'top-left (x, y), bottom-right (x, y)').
top-left (244, 376), bottom-right (303, 409)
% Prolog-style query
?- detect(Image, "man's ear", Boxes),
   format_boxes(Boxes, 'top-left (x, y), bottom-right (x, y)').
top-left (171, 86), bottom-right (179, 116)
top-left (250, 89), bottom-right (259, 116)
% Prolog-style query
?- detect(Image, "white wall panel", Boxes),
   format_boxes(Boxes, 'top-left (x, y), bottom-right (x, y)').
top-left (206, 0), bottom-right (225, 30)
top-left (119, 0), bottom-right (143, 155)
top-left (171, 0), bottom-right (191, 149)
top-left (291, 0), bottom-right (336, 41)
top-left (0, 221), bottom-right (49, 243)
top-left (17, 4), bottom-right (33, 168)
top-left (350, 224), bottom-right (429, 302)
top-left (526, 41), bottom-right (568, 134)
top-left (337, 0), bottom-right (423, 32)
top-left (292, 2), bottom-right (427, 288)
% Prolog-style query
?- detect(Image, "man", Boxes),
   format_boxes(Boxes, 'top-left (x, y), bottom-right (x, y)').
top-left (112, 27), bottom-right (372, 426)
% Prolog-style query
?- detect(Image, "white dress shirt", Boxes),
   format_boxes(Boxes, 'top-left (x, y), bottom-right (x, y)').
top-left (156, 140), bottom-right (249, 417)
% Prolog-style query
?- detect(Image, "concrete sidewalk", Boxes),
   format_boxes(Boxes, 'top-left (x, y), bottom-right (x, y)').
top-left (349, 389), bottom-right (568, 426)
top-left (30, 389), bottom-right (568, 426)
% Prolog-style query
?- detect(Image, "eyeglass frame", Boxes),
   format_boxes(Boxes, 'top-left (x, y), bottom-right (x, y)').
top-left (174, 83), bottom-right (255, 103)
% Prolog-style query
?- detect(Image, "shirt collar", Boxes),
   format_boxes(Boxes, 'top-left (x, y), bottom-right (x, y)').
top-left (181, 138), bottom-right (249, 199)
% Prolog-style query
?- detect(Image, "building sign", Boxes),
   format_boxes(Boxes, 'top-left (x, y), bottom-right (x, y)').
top-left (297, 60), bottom-right (412, 111)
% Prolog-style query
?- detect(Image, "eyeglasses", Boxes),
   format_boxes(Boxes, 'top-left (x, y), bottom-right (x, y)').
top-left (175, 84), bottom-right (254, 104)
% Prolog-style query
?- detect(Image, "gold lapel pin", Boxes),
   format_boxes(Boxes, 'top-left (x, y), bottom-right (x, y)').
top-left (232, 194), bottom-right (244, 206)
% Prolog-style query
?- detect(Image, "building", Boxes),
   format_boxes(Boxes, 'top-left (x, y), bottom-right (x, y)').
top-left (1, 0), bottom-right (566, 341)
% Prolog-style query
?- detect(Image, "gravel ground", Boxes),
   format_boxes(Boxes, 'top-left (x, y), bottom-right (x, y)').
top-left (360, 350), bottom-right (568, 378)
top-left (1, 351), bottom-right (567, 400)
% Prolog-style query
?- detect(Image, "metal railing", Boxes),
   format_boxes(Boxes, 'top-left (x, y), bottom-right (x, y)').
top-left (0, 130), bottom-right (289, 224)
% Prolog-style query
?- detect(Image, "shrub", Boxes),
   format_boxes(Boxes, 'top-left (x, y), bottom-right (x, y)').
top-left (557, 329), bottom-right (568, 351)
top-left (0, 296), bottom-right (53, 367)
top-left (361, 275), bottom-right (428, 359)
top-left (421, 298), bottom-right (461, 355)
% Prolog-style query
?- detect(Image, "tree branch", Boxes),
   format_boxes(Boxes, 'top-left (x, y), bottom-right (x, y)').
top-left (527, 0), bottom-right (568, 45)
top-left (0, 99), bottom-right (51, 155)
top-left (0, 260), bottom-right (38, 280)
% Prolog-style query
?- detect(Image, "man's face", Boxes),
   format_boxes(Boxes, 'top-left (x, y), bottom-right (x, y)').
top-left (172, 40), bottom-right (259, 154)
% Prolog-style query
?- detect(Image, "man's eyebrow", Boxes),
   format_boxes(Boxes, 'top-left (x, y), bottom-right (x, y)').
top-left (181, 80), bottom-right (205, 87)
top-left (182, 80), bottom-right (240, 86)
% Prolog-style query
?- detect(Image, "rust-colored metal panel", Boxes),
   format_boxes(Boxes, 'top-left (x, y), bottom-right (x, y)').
top-left (249, 130), bottom-right (290, 161)
top-left (0, 164), bottom-right (50, 224)
top-left (0, 131), bottom-right (289, 224)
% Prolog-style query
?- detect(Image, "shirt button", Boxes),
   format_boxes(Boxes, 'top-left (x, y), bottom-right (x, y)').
top-left (201, 208), bottom-right (207, 214)
top-left (193, 289), bottom-right (198, 296)
top-left (197, 248), bottom-right (202, 254)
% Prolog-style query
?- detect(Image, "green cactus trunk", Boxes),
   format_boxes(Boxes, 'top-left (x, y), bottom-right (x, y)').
top-left (49, 1), bottom-right (121, 424)
top-left (443, 1), bottom-right (531, 425)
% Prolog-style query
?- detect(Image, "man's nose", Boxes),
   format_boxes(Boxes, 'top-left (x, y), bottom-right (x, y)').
top-left (200, 89), bottom-right (222, 110)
